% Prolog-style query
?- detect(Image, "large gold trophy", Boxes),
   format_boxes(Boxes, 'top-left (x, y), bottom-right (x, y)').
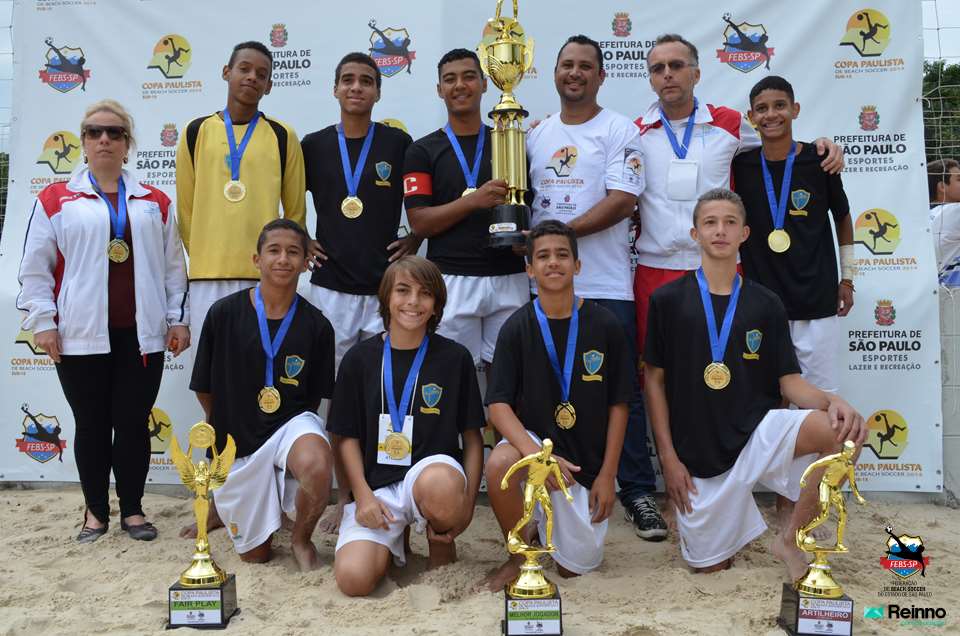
top-left (500, 439), bottom-right (570, 635)
top-left (478, 0), bottom-right (534, 248)
top-left (778, 441), bottom-right (865, 635)
top-left (167, 422), bottom-right (239, 629)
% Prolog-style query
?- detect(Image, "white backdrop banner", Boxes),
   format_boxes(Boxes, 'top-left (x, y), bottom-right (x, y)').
top-left (1, 0), bottom-right (941, 490)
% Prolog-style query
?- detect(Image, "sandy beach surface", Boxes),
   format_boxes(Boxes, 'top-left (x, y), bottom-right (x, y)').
top-left (0, 487), bottom-right (956, 635)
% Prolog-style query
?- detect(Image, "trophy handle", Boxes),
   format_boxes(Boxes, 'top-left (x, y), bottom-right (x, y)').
top-left (523, 37), bottom-right (534, 73)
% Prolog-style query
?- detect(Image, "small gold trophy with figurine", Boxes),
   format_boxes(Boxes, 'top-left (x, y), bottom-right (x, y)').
top-left (477, 0), bottom-right (534, 248)
top-left (500, 439), bottom-right (570, 635)
top-left (167, 422), bottom-right (239, 629)
top-left (779, 441), bottom-right (865, 635)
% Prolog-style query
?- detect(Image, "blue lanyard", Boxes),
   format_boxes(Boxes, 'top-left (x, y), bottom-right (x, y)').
top-left (695, 268), bottom-right (741, 364)
top-left (443, 124), bottom-right (485, 189)
top-left (254, 285), bottom-right (299, 388)
top-left (760, 141), bottom-right (797, 232)
top-left (337, 123), bottom-right (376, 197)
top-left (659, 98), bottom-right (698, 160)
top-left (533, 297), bottom-right (579, 404)
top-left (383, 334), bottom-right (429, 436)
top-left (89, 172), bottom-right (127, 241)
top-left (223, 107), bottom-right (261, 181)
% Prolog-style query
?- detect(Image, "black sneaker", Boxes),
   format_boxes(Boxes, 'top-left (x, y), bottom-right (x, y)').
top-left (624, 495), bottom-right (667, 541)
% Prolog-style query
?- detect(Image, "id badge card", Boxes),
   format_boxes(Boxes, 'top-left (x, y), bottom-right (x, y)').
top-left (377, 413), bottom-right (413, 466)
top-left (667, 159), bottom-right (699, 201)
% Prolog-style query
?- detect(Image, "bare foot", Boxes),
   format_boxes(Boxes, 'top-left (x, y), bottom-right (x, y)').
top-left (693, 557), bottom-right (733, 573)
top-left (772, 532), bottom-right (810, 581)
top-left (478, 555), bottom-right (523, 592)
top-left (318, 502), bottom-right (344, 534)
top-left (292, 541), bottom-right (321, 572)
top-left (179, 505), bottom-right (224, 538)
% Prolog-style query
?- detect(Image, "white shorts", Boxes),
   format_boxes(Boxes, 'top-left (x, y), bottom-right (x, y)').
top-left (300, 284), bottom-right (382, 367)
top-left (335, 454), bottom-right (466, 566)
top-left (437, 273), bottom-right (528, 365)
top-left (676, 409), bottom-right (817, 568)
top-left (213, 411), bottom-right (330, 554)
top-left (190, 280), bottom-right (254, 346)
top-left (496, 431), bottom-right (608, 575)
top-left (789, 317), bottom-right (839, 393)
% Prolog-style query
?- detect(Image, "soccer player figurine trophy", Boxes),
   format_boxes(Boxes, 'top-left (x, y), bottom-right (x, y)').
top-left (778, 441), bottom-right (866, 636)
top-left (167, 422), bottom-right (239, 629)
top-left (477, 0), bottom-right (534, 248)
top-left (500, 439), bottom-right (571, 636)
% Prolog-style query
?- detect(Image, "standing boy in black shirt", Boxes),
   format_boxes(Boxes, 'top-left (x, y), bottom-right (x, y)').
top-left (329, 256), bottom-right (485, 597)
top-left (644, 188), bottom-right (866, 577)
top-left (483, 220), bottom-right (632, 590)
top-left (190, 219), bottom-right (335, 572)
top-left (402, 48), bottom-right (527, 368)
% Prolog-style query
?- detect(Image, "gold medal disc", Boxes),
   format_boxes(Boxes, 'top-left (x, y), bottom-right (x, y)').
top-left (224, 180), bottom-right (246, 202)
top-left (107, 239), bottom-right (130, 263)
top-left (383, 432), bottom-right (412, 460)
top-left (462, 187), bottom-right (477, 198)
top-left (703, 362), bottom-right (731, 390)
top-left (188, 422), bottom-right (216, 449)
top-left (767, 229), bottom-right (791, 253)
top-left (554, 402), bottom-right (577, 429)
top-left (341, 196), bottom-right (363, 219)
top-left (258, 386), bottom-right (281, 413)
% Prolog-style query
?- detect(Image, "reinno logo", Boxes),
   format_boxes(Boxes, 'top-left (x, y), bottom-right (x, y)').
top-left (865, 409), bottom-right (908, 460)
top-left (36, 130), bottom-right (81, 174)
top-left (147, 34), bottom-right (192, 79)
top-left (716, 13), bottom-right (773, 73)
top-left (368, 19), bottom-right (415, 77)
top-left (839, 9), bottom-right (891, 57)
top-left (853, 208), bottom-right (900, 255)
top-left (16, 403), bottom-right (66, 463)
top-left (880, 526), bottom-right (930, 579)
top-left (39, 37), bottom-right (90, 93)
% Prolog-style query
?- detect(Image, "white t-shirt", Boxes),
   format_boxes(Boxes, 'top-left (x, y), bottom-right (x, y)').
top-left (930, 203), bottom-right (960, 286)
top-left (527, 108), bottom-right (644, 300)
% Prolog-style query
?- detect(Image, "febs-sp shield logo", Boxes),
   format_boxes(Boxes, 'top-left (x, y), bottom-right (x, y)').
top-left (716, 14), bottom-right (773, 73)
top-left (16, 403), bottom-right (67, 463)
top-left (36, 130), bottom-right (81, 174)
top-left (39, 37), bottom-right (90, 93)
top-left (880, 526), bottom-right (930, 578)
top-left (853, 209), bottom-right (900, 255)
top-left (368, 19), bottom-right (415, 77)
top-left (865, 409), bottom-right (907, 460)
top-left (146, 35), bottom-right (192, 79)
top-left (839, 9), bottom-right (891, 57)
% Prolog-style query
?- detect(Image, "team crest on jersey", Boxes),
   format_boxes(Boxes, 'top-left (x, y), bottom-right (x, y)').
top-left (375, 161), bottom-right (392, 186)
top-left (790, 189), bottom-right (810, 217)
top-left (582, 350), bottom-right (604, 382)
top-left (280, 355), bottom-right (305, 386)
top-left (420, 383), bottom-right (442, 415)
top-left (743, 329), bottom-right (762, 360)
top-left (546, 146), bottom-right (578, 177)
top-left (39, 38), bottom-right (90, 93)
top-left (368, 19), bottom-right (415, 77)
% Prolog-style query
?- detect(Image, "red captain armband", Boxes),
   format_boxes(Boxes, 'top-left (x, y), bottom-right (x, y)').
top-left (403, 172), bottom-right (432, 197)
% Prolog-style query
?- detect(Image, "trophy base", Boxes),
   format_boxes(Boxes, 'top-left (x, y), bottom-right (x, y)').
top-left (503, 587), bottom-right (562, 635)
top-left (777, 583), bottom-right (854, 636)
top-left (168, 574), bottom-right (239, 630)
top-left (488, 204), bottom-right (531, 249)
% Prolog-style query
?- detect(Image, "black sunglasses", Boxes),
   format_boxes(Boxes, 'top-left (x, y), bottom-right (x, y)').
top-left (82, 125), bottom-right (128, 141)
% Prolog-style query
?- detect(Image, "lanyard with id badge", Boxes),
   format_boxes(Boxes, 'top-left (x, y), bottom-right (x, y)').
top-left (661, 98), bottom-right (699, 201)
top-left (378, 335), bottom-right (429, 466)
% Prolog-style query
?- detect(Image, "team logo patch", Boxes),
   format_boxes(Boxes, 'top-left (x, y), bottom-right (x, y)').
top-left (160, 123), bottom-right (179, 148)
top-left (420, 383), bottom-right (442, 414)
top-left (39, 37), bottom-right (90, 93)
top-left (716, 14), bottom-right (773, 73)
top-left (582, 350), bottom-right (604, 381)
top-left (881, 526), bottom-right (930, 579)
top-left (546, 146), bottom-right (578, 177)
top-left (743, 329), bottom-right (762, 360)
top-left (270, 23), bottom-right (289, 48)
top-left (36, 130), bottom-right (81, 175)
top-left (368, 19), bottom-right (415, 77)
top-left (280, 355), bottom-right (305, 386)
top-left (16, 404), bottom-right (67, 463)
top-left (791, 189), bottom-right (811, 212)
top-left (146, 34), bottom-right (192, 79)
top-left (375, 161), bottom-right (392, 186)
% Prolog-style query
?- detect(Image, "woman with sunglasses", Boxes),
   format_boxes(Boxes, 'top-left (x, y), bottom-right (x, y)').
top-left (18, 99), bottom-right (189, 543)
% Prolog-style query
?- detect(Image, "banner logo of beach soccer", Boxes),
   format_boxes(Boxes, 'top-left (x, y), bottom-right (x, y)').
top-left (15, 404), bottom-right (67, 463)
top-left (864, 409), bottom-right (908, 460)
top-left (874, 299), bottom-right (896, 326)
top-left (148, 407), bottom-right (174, 454)
top-left (853, 209), bottom-right (901, 255)
top-left (38, 37), bottom-right (90, 93)
top-left (36, 130), bottom-right (81, 174)
top-left (880, 527), bottom-right (930, 579)
top-left (146, 34), bottom-right (192, 79)
top-left (270, 23), bottom-right (289, 48)
top-left (716, 14), bottom-right (774, 73)
top-left (368, 19), bottom-right (415, 77)
top-left (840, 9), bottom-right (891, 57)
top-left (860, 105), bottom-right (880, 131)
top-left (612, 12), bottom-right (632, 37)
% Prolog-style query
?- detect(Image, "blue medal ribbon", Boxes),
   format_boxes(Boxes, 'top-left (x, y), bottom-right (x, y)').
top-left (533, 297), bottom-right (579, 405)
top-left (89, 172), bottom-right (127, 242)
top-left (443, 123), bottom-right (485, 190)
top-left (658, 97), bottom-right (698, 160)
top-left (695, 268), bottom-right (741, 364)
top-left (383, 335), bottom-right (429, 436)
top-left (760, 141), bottom-right (797, 232)
top-left (337, 123), bottom-right (376, 197)
top-left (254, 285), bottom-right (299, 389)
top-left (223, 106), bottom-right (261, 181)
